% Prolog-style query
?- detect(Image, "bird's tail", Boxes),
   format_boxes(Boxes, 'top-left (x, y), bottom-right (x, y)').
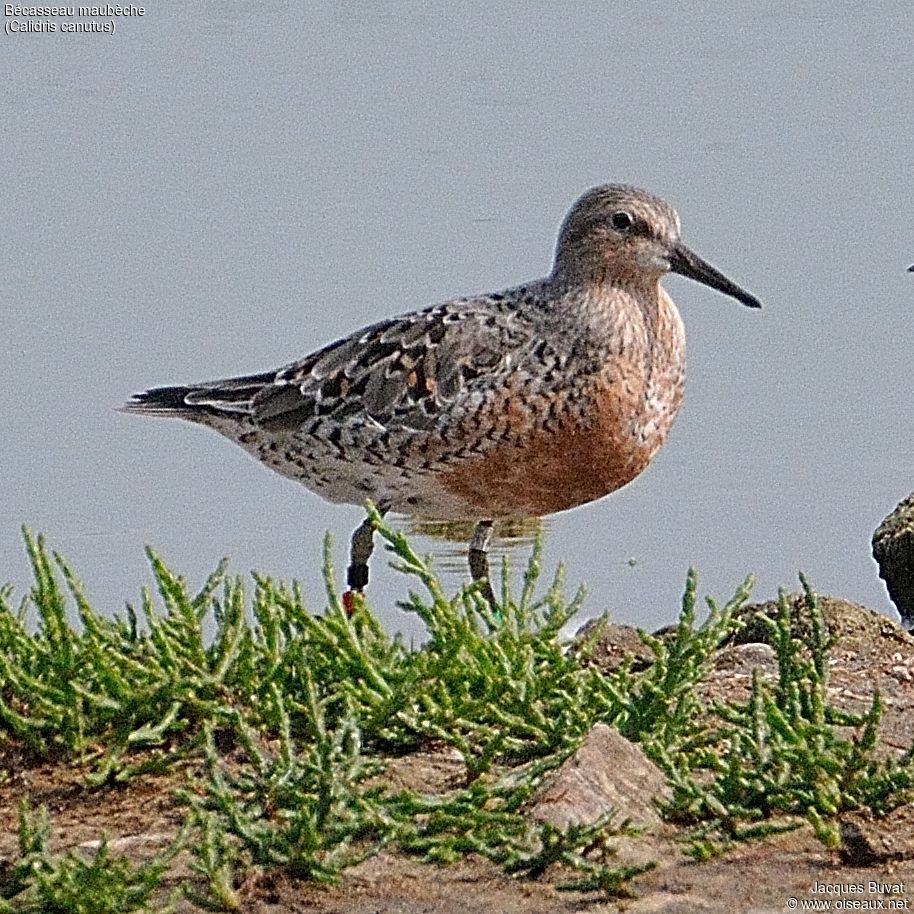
top-left (121, 371), bottom-right (277, 419)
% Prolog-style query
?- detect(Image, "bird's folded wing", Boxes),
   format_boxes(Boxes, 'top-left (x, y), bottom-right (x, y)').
top-left (253, 300), bottom-right (529, 433)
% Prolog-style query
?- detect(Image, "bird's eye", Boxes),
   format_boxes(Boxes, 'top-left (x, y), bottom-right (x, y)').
top-left (611, 211), bottom-right (634, 232)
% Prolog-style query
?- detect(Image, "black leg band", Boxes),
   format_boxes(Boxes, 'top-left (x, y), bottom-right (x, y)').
top-left (347, 563), bottom-right (370, 590)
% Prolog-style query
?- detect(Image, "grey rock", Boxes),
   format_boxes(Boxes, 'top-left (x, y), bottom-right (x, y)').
top-left (528, 723), bottom-right (670, 829)
top-left (873, 493), bottom-right (914, 630)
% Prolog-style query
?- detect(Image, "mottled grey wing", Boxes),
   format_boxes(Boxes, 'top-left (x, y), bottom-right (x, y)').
top-left (252, 300), bottom-right (525, 433)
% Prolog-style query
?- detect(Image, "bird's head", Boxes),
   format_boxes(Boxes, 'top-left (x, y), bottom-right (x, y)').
top-left (553, 184), bottom-right (760, 309)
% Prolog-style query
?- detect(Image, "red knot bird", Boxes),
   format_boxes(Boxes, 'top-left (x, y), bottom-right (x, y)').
top-left (124, 184), bottom-right (760, 609)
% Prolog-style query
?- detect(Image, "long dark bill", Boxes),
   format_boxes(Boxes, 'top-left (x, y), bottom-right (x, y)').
top-left (669, 242), bottom-right (761, 309)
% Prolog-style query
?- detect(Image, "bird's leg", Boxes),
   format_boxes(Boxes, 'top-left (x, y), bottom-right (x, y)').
top-left (343, 508), bottom-right (385, 614)
top-left (468, 519), bottom-right (496, 606)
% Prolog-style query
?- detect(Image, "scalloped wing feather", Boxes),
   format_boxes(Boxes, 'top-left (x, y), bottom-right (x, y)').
top-left (251, 299), bottom-right (526, 433)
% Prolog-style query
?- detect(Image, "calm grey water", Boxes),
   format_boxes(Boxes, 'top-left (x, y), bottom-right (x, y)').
top-left (2, 2), bottom-right (911, 640)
